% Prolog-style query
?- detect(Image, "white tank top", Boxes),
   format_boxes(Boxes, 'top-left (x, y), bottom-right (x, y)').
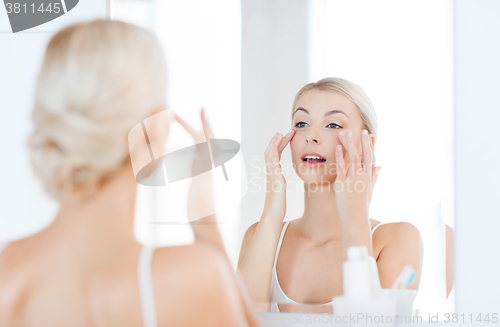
top-left (269, 221), bottom-right (386, 312)
top-left (0, 243), bottom-right (158, 327)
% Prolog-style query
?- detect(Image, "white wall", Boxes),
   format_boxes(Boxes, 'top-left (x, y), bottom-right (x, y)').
top-left (240, 0), bottom-right (309, 248)
top-left (0, 0), bottom-right (109, 242)
top-left (454, 0), bottom-right (500, 314)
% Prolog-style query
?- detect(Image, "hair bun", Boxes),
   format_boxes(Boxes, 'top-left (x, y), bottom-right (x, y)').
top-left (28, 20), bottom-right (167, 203)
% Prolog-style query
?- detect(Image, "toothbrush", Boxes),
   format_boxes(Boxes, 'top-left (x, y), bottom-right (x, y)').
top-left (391, 265), bottom-right (416, 290)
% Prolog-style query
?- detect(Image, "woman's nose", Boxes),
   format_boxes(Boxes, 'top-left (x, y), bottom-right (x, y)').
top-left (306, 131), bottom-right (320, 144)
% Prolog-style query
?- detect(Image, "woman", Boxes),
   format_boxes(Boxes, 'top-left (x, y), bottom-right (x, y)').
top-left (0, 20), bottom-right (260, 327)
top-left (238, 77), bottom-right (424, 307)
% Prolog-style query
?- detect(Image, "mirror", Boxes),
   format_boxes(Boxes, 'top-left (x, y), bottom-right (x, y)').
top-left (238, 0), bottom-right (455, 319)
top-left (112, 0), bottom-right (455, 321)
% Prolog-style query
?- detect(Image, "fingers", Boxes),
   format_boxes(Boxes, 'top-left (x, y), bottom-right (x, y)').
top-left (200, 108), bottom-right (215, 141)
top-left (175, 113), bottom-right (203, 142)
top-left (345, 131), bottom-right (360, 164)
top-left (199, 108), bottom-right (218, 166)
top-left (335, 144), bottom-right (345, 180)
top-left (264, 133), bottom-right (285, 175)
top-left (175, 110), bottom-right (213, 145)
top-left (265, 133), bottom-right (283, 155)
top-left (361, 129), bottom-right (373, 174)
top-left (337, 131), bottom-right (350, 158)
top-left (265, 132), bottom-right (282, 161)
top-left (277, 129), bottom-right (295, 153)
top-left (266, 129), bottom-right (295, 165)
top-left (338, 131), bottom-right (361, 176)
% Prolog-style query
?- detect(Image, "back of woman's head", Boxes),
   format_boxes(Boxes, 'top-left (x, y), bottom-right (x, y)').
top-left (29, 19), bottom-right (167, 204)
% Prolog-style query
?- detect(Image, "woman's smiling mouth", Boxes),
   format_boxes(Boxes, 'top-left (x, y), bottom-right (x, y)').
top-left (301, 152), bottom-right (326, 167)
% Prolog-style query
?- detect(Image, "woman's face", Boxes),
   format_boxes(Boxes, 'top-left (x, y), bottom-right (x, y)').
top-left (290, 89), bottom-right (374, 184)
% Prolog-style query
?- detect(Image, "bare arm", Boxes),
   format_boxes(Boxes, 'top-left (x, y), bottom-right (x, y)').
top-left (336, 130), bottom-right (381, 262)
top-left (376, 222), bottom-right (424, 290)
top-left (332, 129), bottom-right (384, 296)
top-left (338, 213), bottom-right (376, 296)
top-left (174, 109), bottom-right (226, 256)
top-left (237, 219), bottom-right (284, 305)
top-left (341, 214), bottom-right (373, 262)
top-left (237, 130), bottom-right (295, 305)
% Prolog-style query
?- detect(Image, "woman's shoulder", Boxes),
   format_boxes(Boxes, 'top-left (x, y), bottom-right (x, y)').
top-left (153, 241), bottom-right (229, 278)
top-left (243, 220), bottom-right (287, 236)
top-left (152, 242), bottom-right (239, 298)
top-left (244, 221), bottom-right (260, 237)
top-left (152, 242), bottom-right (246, 325)
top-left (371, 220), bottom-right (423, 261)
top-left (371, 220), bottom-right (423, 247)
top-left (389, 221), bottom-right (422, 242)
top-left (240, 220), bottom-right (287, 247)
top-left (371, 220), bottom-right (421, 235)
top-left (0, 233), bottom-right (46, 273)
top-left (238, 220), bottom-right (288, 267)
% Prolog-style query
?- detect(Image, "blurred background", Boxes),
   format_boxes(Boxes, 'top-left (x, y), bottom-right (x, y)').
top-left (4, 0), bottom-right (500, 318)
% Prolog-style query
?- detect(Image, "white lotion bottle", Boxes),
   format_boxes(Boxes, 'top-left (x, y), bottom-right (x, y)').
top-left (366, 249), bottom-right (382, 296)
top-left (342, 246), bottom-right (372, 300)
top-left (334, 246), bottom-right (398, 324)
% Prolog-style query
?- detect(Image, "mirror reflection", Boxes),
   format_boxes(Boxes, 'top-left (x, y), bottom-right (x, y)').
top-left (109, 2), bottom-right (454, 317)
top-left (0, 0), bottom-right (457, 325)
top-left (238, 0), bottom-right (455, 318)
top-left (239, 77), bottom-right (424, 308)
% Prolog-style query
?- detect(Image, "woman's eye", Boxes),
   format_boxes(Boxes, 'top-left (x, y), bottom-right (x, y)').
top-left (327, 123), bottom-right (342, 129)
top-left (295, 121), bottom-right (308, 128)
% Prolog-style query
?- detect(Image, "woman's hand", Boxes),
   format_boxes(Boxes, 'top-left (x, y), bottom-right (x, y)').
top-left (236, 129), bottom-right (296, 305)
top-left (174, 108), bottom-right (226, 256)
top-left (262, 130), bottom-right (296, 222)
top-left (335, 129), bottom-right (381, 222)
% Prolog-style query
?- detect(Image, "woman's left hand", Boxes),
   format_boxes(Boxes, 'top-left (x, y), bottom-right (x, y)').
top-left (174, 108), bottom-right (227, 256)
top-left (334, 129), bottom-right (381, 222)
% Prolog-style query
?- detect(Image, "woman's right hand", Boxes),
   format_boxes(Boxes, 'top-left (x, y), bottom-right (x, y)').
top-left (237, 129), bottom-right (296, 305)
top-left (262, 129), bottom-right (295, 222)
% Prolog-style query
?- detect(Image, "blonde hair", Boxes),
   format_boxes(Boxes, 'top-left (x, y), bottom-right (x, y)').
top-left (28, 19), bottom-right (167, 203)
top-left (292, 77), bottom-right (378, 165)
